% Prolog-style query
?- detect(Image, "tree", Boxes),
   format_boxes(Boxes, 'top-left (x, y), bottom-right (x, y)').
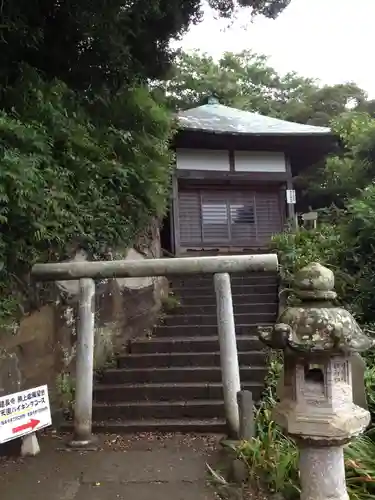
top-left (299, 112), bottom-right (375, 206)
top-left (157, 50), bottom-right (368, 127)
top-left (0, 0), bottom-right (290, 94)
top-left (208, 0), bottom-right (290, 18)
top-left (0, 0), bottom-right (291, 321)
top-left (275, 111), bottom-right (375, 323)
top-left (288, 83), bottom-right (368, 126)
top-left (153, 50), bottom-right (308, 115)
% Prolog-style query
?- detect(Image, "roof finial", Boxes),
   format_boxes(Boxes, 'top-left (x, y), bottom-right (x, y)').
top-left (207, 95), bottom-right (219, 105)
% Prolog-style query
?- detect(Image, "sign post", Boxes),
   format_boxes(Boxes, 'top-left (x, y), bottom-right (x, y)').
top-left (0, 385), bottom-right (51, 455)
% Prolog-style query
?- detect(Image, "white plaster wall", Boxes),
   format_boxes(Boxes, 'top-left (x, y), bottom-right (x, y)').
top-left (234, 151), bottom-right (286, 172)
top-left (176, 148), bottom-right (230, 171)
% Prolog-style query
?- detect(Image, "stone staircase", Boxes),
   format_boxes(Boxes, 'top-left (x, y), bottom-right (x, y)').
top-left (92, 272), bottom-right (278, 433)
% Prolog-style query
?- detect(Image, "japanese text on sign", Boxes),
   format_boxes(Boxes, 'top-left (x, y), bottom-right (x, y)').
top-left (286, 189), bottom-right (296, 204)
top-left (0, 385), bottom-right (51, 443)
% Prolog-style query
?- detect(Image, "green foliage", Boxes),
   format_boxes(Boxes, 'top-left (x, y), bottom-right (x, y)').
top-left (238, 427), bottom-right (299, 499)
top-left (208, 0), bottom-right (290, 18)
top-left (56, 372), bottom-right (75, 413)
top-left (157, 50), bottom-right (369, 126)
top-left (345, 437), bottom-right (375, 499)
top-left (155, 50), bottom-right (309, 115)
top-left (0, 70), bottom-right (174, 322)
top-left (266, 122), bottom-right (375, 495)
top-left (0, 1), bottom-right (288, 93)
top-left (161, 292), bottom-right (181, 312)
top-left (303, 113), bottom-right (375, 207)
top-left (272, 110), bottom-right (375, 323)
top-left (236, 353), bottom-right (300, 498)
top-left (364, 352), bottom-right (375, 425)
top-left (271, 224), bottom-right (344, 280)
top-left (343, 186), bottom-right (375, 322)
top-left (291, 112), bottom-right (375, 322)
top-left (271, 224), bottom-right (356, 311)
top-left (0, 0), bottom-right (292, 325)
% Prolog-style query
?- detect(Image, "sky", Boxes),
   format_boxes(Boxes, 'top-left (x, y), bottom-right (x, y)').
top-left (176, 0), bottom-right (375, 97)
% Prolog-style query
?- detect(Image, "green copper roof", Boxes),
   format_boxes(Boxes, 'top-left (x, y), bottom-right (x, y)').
top-left (177, 102), bottom-right (332, 137)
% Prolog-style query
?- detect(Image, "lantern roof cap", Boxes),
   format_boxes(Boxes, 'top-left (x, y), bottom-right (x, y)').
top-left (259, 262), bottom-right (375, 354)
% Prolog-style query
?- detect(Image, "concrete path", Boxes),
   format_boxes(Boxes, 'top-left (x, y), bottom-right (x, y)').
top-left (0, 433), bottom-right (221, 500)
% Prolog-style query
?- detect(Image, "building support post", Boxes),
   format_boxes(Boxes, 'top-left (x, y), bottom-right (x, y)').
top-left (69, 278), bottom-right (96, 448)
top-left (214, 272), bottom-right (240, 438)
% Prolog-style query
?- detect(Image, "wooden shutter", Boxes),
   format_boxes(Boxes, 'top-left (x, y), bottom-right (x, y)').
top-left (255, 191), bottom-right (282, 245)
top-left (178, 188), bottom-right (282, 248)
top-left (228, 192), bottom-right (257, 245)
top-left (179, 191), bottom-right (202, 245)
top-left (201, 192), bottom-right (229, 243)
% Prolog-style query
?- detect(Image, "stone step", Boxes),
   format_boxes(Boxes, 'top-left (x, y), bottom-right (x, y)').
top-left (180, 292), bottom-right (277, 306)
top-left (117, 350), bottom-right (266, 368)
top-left (173, 283), bottom-right (278, 297)
top-left (88, 418), bottom-right (227, 434)
top-left (151, 324), bottom-right (270, 338)
top-left (162, 312), bottom-right (276, 327)
top-left (129, 335), bottom-right (264, 354)
top-left (171, 303), bottom-right (277, 315)
top-left (94, 381), bottom-right (263, 402)
top-left (92, 399), bottom-right (228, 420)
top-left (101, 366), bottom-right (267, 385)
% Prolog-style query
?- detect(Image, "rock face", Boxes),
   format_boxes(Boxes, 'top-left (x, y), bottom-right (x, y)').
top-left (0, 220), bottom-right (168, 414)
top-left (0, 349), bottom-right (21, 397)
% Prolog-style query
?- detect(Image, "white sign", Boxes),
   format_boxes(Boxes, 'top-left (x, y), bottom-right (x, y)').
top-left (302, 211), bottom-right (318, 221)
top-left (286, 189), bottom-right (296, 204)
top-left (0, 385), bottom-right (51, 443)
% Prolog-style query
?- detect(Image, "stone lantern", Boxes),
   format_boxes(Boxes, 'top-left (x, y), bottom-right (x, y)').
top-left (259, 262), bottom-right (374, 500)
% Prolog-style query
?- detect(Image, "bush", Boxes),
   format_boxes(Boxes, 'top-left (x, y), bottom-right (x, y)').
top-left (343, 186), bottom-right (375, 323)
top-left (271, 216), bottom-right (375, 423)
top-left (271, 223), bottom-right (356, 310)
top-left (0, 70), bottom-right (174, 324)
top-left (253, 101), bottom-right (375, 500)
top-left (271, 223), bottom-right (344, 281)
top-left (364, 351), bottom-right (375, 420)
top-left (284, 113), bottom-right (375, 323)
top-left (239, 353), bottom-right (300, 499)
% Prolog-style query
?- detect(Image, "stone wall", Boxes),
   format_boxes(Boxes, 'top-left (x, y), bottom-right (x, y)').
top-left (0, 220), bottom-right (168, 414)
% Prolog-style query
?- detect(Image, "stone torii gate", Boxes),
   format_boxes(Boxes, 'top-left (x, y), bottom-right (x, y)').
top-left (31, 253), bottom-right (278, 446)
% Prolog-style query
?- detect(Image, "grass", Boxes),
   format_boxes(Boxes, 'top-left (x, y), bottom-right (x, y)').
top-left (161, 292), bottom-right (181, 312)
top-left (345, 436), bottom-right (375, 499)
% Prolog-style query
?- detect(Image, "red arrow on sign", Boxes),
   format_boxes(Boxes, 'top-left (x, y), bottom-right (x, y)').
top-left (12, 419), bottom-right (40, 435)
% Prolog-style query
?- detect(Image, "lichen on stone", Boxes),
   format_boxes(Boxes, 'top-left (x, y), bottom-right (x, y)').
top-left (260, 262), bottom-right (374, 354)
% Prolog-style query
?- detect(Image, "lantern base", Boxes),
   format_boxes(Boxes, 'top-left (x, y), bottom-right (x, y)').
top-left (299, 444), bottom-right (349, 500)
